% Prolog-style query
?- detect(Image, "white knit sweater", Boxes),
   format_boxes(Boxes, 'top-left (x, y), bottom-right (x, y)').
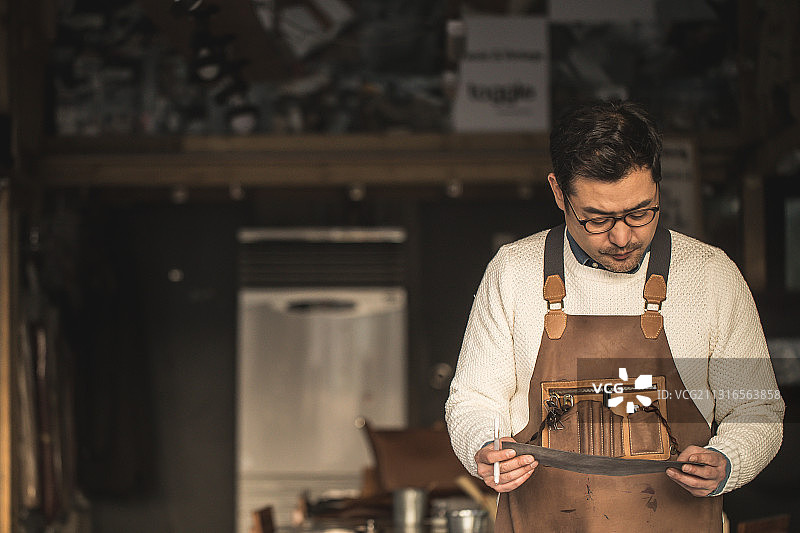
top-left (445, 227), bottom-right (784, 495)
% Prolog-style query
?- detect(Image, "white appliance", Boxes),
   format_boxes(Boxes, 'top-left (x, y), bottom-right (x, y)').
top-left (236, 228), bottom-right (407, 532)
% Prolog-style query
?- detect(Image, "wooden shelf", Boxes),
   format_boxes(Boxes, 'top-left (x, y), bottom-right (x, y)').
top-left (33, 130), bottom-right (748, 189)
top-left (35, 133), bottom-right (553, 188)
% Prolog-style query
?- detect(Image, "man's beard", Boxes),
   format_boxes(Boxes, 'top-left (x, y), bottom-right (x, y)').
top-left (596, 242), bottom-right (645, 273)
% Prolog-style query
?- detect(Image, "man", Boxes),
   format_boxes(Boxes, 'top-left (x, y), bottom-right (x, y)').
top-left (445, 100), bottom-right (784, 532)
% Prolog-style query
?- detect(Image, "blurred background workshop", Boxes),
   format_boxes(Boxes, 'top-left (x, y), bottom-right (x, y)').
top-left (0, 0), bottom-right (798, 532)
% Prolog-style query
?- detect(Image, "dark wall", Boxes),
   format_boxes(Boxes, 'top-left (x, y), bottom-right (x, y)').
top-left (76, 204), bottom-right (241, 533)
top-left (64, 183), bottom-right (798, 532)
top-left (415, 192), bottom-right (561, 425)
top-left (67, 186), bottom-right (561, 532)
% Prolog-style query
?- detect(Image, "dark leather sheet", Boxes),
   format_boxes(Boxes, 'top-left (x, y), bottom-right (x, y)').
top-left (503, 442), bottom-right (705, 476)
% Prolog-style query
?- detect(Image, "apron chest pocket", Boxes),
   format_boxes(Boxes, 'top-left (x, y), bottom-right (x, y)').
top-left (540, 377), bottom-right (672, 461)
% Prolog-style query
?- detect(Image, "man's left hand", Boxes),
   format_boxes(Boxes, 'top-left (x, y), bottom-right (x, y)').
top-left (666, 446), bottom-right (727, 497)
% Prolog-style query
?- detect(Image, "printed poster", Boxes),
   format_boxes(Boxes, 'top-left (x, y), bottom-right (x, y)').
top-left (452, 16), bottom-right (549, 132)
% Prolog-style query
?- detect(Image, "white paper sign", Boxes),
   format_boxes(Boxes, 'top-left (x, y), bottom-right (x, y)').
top-left (452, 16), bottom-right (549, 132)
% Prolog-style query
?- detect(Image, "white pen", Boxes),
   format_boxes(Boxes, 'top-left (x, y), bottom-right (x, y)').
top-left (493, 415), bottom-right (501, 484)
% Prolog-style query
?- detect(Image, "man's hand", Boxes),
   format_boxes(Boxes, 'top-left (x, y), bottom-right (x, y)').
top-left (474, 437), bottom-right (538, 493)
top-left (666, 446), bottom-right (728, 497)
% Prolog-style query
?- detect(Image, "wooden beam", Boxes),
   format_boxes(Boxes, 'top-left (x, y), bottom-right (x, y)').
top-left (0, 184), bottom-right (12, 533)
top-left (0, 0), bottom-right (12, 529)
top-left (35, 153), bottom-right (550, 187)
top-left (43, 132), bottom-right (550, 154)
top-left (36, 132), bottom-right (739, 190)
top-left (36, 133), bottom-right (553, 188)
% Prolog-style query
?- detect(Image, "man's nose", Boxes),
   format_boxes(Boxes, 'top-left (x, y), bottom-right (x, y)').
top-left (608, 219), bottom-right (632, 248)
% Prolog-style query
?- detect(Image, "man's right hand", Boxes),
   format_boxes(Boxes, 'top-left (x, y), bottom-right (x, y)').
top-left (474, 437), bottom-right (538, 493)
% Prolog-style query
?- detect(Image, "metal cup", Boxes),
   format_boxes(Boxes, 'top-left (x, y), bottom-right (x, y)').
top-left (393, 487), bottom-right (428, 526)
top-left (446, 508), bottom-right (488, 533)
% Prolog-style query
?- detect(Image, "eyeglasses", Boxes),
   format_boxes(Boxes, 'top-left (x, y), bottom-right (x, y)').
top-left (564, 187), bottom-right (660, 234)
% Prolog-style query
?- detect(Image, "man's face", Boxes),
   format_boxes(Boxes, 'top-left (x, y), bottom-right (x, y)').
top-left (548, 168), bottom-right (660, 273)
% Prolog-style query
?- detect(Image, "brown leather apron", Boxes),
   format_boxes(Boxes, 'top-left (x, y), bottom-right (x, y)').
top-left (495, 225), bottom-right (722, 533)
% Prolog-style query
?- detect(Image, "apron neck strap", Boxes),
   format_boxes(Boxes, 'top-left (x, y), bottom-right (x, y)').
top-left (541, 224), bottom-right (672, 340)
top-left (542, 223), bottom-right (672, 291)
top-left (543, 225), bottom-right (568, 339)
top-left (641, 226), bottom-right (671, 339)
top-left (644, 225), bottom-right (671, 285)
top-left (543, 224), bottom-right (566, 283)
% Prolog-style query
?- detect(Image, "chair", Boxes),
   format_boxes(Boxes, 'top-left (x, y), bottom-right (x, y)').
top-left (362, 420), bottom-right (469, 494)
top-left (251, 505), bottom-right (274, 533)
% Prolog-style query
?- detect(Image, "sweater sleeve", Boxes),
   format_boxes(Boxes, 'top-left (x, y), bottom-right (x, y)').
top-left (704, 249), bottom-right (784, 494)
top-left (445, 245), bottom-right (519, 477)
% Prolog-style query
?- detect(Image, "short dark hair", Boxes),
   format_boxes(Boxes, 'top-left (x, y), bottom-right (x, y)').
top-left (549, 100), bottom-right (662, 196)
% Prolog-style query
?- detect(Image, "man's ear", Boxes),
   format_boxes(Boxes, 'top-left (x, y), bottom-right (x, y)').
top-left (548, 173), bottom-right (565, 212)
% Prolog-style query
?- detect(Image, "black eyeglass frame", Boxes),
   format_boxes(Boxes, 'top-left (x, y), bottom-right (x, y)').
top-left (564, 185), bottom-right (661, 235)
